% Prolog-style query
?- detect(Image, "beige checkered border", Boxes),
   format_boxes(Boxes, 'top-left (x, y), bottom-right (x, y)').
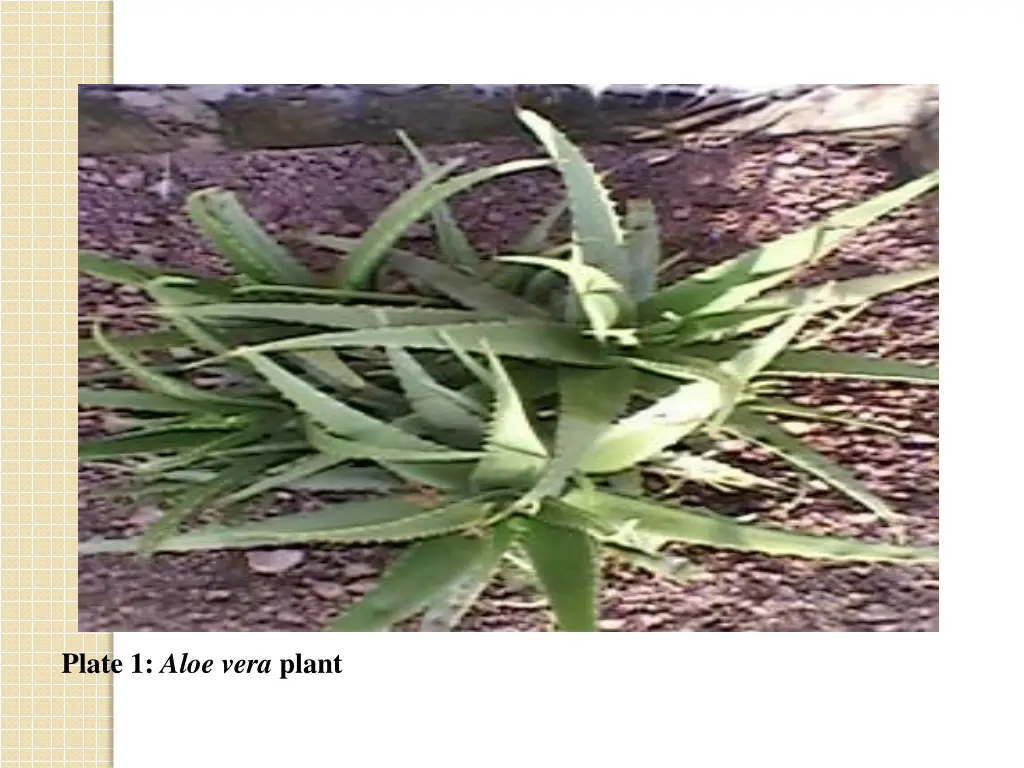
top-left (1, 3), bottom-right (113, 766)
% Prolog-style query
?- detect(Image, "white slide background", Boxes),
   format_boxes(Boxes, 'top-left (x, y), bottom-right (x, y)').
top-left (107, 4), bottom-right (947, 767)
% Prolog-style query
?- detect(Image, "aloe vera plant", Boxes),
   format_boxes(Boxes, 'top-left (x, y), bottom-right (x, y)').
top-left (79, 109), bottom-right (939, 631)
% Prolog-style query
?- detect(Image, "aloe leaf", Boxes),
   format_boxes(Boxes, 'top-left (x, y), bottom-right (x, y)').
top-left (137, 453), bottom-right (284, 555)
top-left (518, 365), bottom-right (635, 508)
top-left (306, 422), bottom-right (480, 463)
top-left (559, 488), bottom-right (937, 562)
top-left (520, 266), bottom-right (565, 309)
top-left (222, 453), bottom-right (341, 505)
top-left (744, 265), bottom-right (938, 322)
top-left (144, 277), bottom-right (233, 357)
top-left (706, 291), bottom-right (827, 428)
top-left (168, 300), bottom-right (496, 328)
top-left (606, 543), bottom-right (697, 585)
top-left (117, 464), bottom-right (402, 500)
top-left (622, 199), bottom-right (660, 301)
top-left (418, 522), bottom-right (517, 631)
top-left (485, 197), bottom-right (569, 295)
top-left (649, 451), bottom-right (785, 493)
top-left (471, 342), bottom-right (549, 492)
top-left (765, 349), bottom-right (938, 383)
top-left (579, 374), bottom-right (727, 475)
top-left (186, 187), bottom-right (316, 286)
top-left (328, 532), bottom-right (496, 631)
top-left (396, 131), bottom-right (480, 271)
top-left (723, 408), bottom-right (901, 524)
top-left (679, 266), bottom-right (938, 344)
top-left (79, 426), bottom-right (237, 460)
top-left (140, 417), bottom-right (284, 474)
top-left (748, 398), bottom-right (902, 437)
top-left (515, 197), bottom-right (569, 254)
top-left (287, 348), bottom-right (367, 393)
top-left (232, 283), bottom-right (439, 305)
top-left (522, 511), bottom-right (599, 631)
top-left (80, 493), bottom-right (500, 557)
top-left (518, 110), bottom-right (629, 288)
top-left (78, 325), bottom-right (294, 359)
top-left (90, 323), bottom-right (279, 410)
top-left (236, 350), bottom-right (445, 451)
top-left (339, 157), bottom-right (550, 290)
top-left (386, 346), bottom-right (485, 437)
top-left (387, 250), bottom-right (547, 318)
top-left (231, 321), bottom-right (608, 367)
top-left (305, 422), bottom-right (477, 491)
top-left (79, 387), bottom-right (205, 414)
top-left (79, 249), bottom-right (227, 294)
top-left (500, 254), bottom-right (631, 339)
top-left (437, 331), bottom-right (493, 387)
top-left (670, 343), bottom-right (939, 384)
top-left (643, 171), bottom-right (940, 319)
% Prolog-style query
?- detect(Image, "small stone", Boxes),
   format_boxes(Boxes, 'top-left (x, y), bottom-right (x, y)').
top-left (598, 618), bottom-right (628, 631)
top-left (775, 151), bottom-right (801, 165)
top-left (246, 549), bottom-right (305, 575)
top-left (341, 562), bottom-right (377, 580)
top-left (715, 439), bottom-right (748, 453)
top-left (129, 243), bottom-right (161, 257)
top-left (128, 505), bottom-right (163, 528)
top-left (114, 170), bottom-right (146, 188)
top-left (204, 589), bottom-right (231, 602)
top-left (309, 581), bottom-right (345, 600)
top-left (346, 579), bottom-right (376, 595)
top-left (274, 609), bottom-right (307, 626)
top-left (79, 157), bottom-right (99, 169)
top-left (780, 421), bottom-right (814, 436)
top-left (906, 433), bottom-right (938, 446)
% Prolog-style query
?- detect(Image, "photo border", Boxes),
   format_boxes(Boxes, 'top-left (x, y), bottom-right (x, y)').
top-left (0, 3), bottom-right (114, 766)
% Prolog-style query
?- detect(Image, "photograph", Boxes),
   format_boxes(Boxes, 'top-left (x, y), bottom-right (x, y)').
top-left (75, 83), bottom-right (939, 633)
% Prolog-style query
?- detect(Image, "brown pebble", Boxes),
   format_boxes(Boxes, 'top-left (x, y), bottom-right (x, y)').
top-left (346, 579), bottom-right (376, 595)
top-left (275, 610), bottom-right (307, 626)
top-left (246, 549), bottom-right (305, 575)
top-left (309, 581), bottom-right (345, 600)
top-left (342, 562), bottom-right (377, 580)
top-left (115, 170), bottom-right (146, 188)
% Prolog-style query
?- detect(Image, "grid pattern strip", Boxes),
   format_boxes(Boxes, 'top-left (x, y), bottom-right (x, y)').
top-left (1, 3), bottom-right (114, 766)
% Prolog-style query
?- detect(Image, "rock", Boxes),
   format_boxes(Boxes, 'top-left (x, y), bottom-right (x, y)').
top-left (341, 562), bottom-right (377, 580)
top-left (346, 579), bottom-right (376, 595)
top-left (780, 421), bottom-right (814, 436)
top-left (309, 581), bottom-right (345, 600)
top-left (774, 150), bottom-right (802, 165)
top-left (114, 170), bottom-right (146, 188)
top-left (79, 157), bottom-right (99, 169)
top-left (204, 589), bottom-right (231, 602)
top-left (906, 433), bottom-right (938, 446)
top-left (127, 505), bottom-right (163, 528)
top-left (274, 609), bottom-right (307, 626)
top-left (246, 549), bottom-right (305, 575)
top-left (598, 617), bottom-right (628, 631)
top-left (715, 439), bottom-right (748, 453)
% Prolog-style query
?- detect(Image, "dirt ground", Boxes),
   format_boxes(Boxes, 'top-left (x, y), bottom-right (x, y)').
top-left (77, 132), bottom-right (939, 632)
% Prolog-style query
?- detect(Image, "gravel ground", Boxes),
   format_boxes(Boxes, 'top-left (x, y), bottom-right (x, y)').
top-left (78, 132), bottom-right (939, 632)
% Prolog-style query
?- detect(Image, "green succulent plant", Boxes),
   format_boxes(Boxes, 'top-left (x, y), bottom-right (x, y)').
top-left (78, 109), bottom-right (939, 631)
